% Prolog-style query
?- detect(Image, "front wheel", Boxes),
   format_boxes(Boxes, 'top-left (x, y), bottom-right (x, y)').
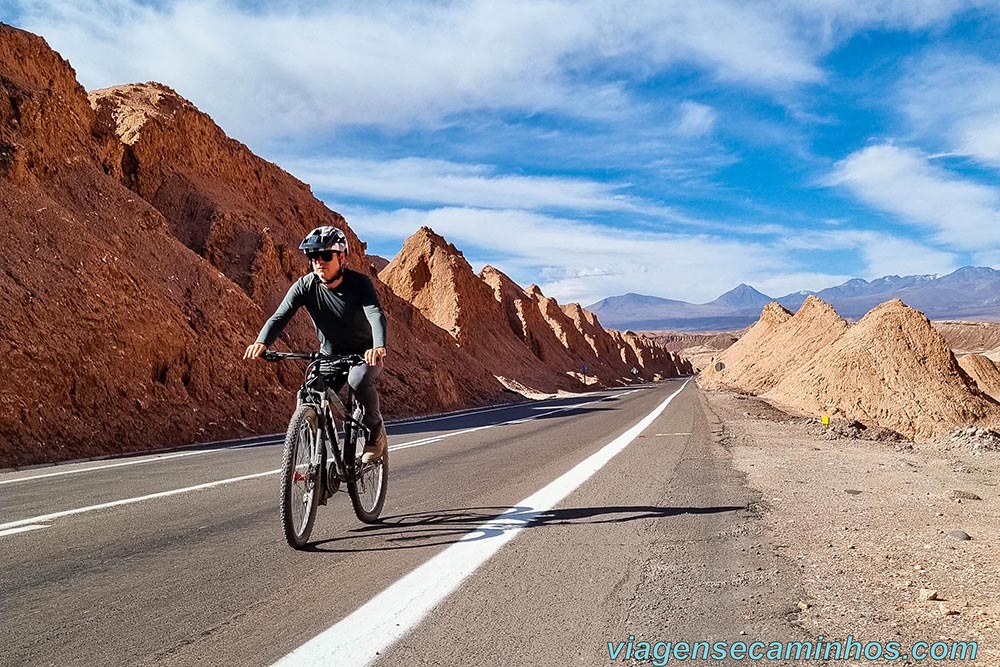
top-left (279, 404), bottom-right (322, 549)
top-left (347, 429), bottom-right (388, 523)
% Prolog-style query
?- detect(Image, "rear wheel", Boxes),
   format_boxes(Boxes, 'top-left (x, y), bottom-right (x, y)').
top-left (347, 425), bottom-right (388, 523)
top-left (279, 404), bottom-right (322, 548)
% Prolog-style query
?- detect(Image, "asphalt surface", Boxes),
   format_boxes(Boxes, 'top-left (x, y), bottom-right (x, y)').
top-left (0, 380), bottom-right (808, 666)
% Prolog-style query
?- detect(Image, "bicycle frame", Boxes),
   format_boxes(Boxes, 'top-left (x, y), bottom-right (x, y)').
top-left (294, 361), bottom-right (368, 495)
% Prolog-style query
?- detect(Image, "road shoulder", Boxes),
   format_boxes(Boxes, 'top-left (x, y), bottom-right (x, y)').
top-left (703, 388), bottom-right (999, 663)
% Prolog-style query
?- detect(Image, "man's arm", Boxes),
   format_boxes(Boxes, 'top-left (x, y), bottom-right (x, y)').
top-left (243, 279), bottom-right (305, 360)
top-left (360, 276), bottom-right (388, 365)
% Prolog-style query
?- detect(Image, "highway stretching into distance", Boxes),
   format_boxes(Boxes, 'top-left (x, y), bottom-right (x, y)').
top-left (0, 379), bottom-right (808, 666)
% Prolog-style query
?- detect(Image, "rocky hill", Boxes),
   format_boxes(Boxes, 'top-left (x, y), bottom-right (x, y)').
top-left (763, 300), bottom-right (999, 440)
top-left (701, 297), bottom-right (847, 394)
top-left (645, 329), bottom-right (740, 371)
top-left (699, 297), bottom-right (1000, 440)
top-left (381, 229), bottom-right (685, 392)
top-left (379, 228), bottom-right (583, 393)
top-left (480, 265), bottom-right (590, 380)
top-left (698, 302), bottom-right (792, 390)
top-left (934, 320), bottom-right (1000, 361)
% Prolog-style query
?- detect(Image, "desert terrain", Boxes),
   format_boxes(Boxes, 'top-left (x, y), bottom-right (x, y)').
top-left (702, 390), bottom-right (999, 663)
top-left (694, 294), bottom-right (1000, 663)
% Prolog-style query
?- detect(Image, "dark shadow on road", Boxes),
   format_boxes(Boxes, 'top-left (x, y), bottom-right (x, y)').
top-left (302, 503), bottom-right (744, 554)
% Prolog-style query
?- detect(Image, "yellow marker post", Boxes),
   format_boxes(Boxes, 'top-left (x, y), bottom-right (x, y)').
top-left (821, 415), bottom-right (830, 426)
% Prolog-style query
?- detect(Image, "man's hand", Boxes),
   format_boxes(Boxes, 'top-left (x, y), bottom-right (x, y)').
top-left (365, 346), bottom-right (387, 366)
top-left (243, 342), bottom-right (267, 360)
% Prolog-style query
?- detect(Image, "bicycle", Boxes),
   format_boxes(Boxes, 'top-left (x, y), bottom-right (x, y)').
top-left (262, 350), bottom-right (389, 549)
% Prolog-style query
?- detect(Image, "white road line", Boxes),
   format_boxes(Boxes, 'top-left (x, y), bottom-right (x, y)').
top-left (0, 449), bottom-right (227, 486)
top-left (0, 524), bottom-right (49, 537)
top-left (273, 379), bottom-right (690, 667)
top-left (0, 470), bottom-right (279, 532)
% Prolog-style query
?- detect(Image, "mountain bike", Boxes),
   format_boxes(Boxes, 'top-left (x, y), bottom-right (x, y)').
top-left (263, 351), bottom-right (389, 549)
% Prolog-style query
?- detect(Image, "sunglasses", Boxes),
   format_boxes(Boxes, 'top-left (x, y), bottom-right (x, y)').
top-left (307, 250), bottom-right (342, 262)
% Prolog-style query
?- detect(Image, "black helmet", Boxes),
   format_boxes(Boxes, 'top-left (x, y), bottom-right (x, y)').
top-left (299, 226), bottom-right (349, 255)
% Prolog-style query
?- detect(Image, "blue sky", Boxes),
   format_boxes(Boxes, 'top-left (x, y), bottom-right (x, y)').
top-left (6, 1), bottom-right (1000, 305)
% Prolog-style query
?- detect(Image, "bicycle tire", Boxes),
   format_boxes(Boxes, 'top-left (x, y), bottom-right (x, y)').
top-left (279, 404), bottom-right (322, 548)
top-left (347, 427), bottom-right (388, 524)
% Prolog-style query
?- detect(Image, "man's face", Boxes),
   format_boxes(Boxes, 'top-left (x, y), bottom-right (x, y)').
top-left (308, 250), bottom-right (345, 282)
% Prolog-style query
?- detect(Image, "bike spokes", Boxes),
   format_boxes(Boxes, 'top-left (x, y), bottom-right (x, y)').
top-left (280, 405), bottom-right (322, 548)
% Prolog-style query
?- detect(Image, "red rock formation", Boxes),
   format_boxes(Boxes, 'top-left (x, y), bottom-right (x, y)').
top-left (369, 254), bottom-right (390, 273)
top-left (480, 266), bottom-right (587, 382)
top-left (90, 82), bottom-right (513, 425)
top-left (561, 302), bottom-right (633, 378)
top-left (0, 26), bottom-right (287, 466)
top-left (380, 228), bottom-right (580, 393)
top-left (0, 27), bottom-right (509, 466)
top-left (620, 330), bottom-right (681, 379)
top-left (526, 285), bottom-right (614, 382)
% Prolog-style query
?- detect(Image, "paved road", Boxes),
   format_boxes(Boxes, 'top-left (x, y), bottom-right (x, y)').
top-left (0, 380), bottom-right (808, 666)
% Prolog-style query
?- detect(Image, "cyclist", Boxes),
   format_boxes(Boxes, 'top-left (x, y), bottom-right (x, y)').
top-left (243, 226), bottom-right (388, 463)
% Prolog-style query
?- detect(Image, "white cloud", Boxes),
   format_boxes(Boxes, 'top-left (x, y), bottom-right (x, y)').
top-left (857, 234), bottom-right (960, 278)
top-left (281, 156), bottom-right (656, 213)
top-left (827, 144), bottom-right (1000, 250)
top-left (347, 206), bottom-right (851, 305)
top-left (675, 101), bottom-right (717, 137)
top-left (900, 51), bottom-right (1000, 168)
top-left (10, 0), bottom-right (851, 142)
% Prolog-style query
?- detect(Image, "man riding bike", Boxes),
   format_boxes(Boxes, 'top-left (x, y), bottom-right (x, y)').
top-left (243, 226), bottom-right (388, 463)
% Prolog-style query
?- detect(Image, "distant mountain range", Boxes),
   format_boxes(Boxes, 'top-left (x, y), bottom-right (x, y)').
top-left (587, 266), bottom-right (1000, 332)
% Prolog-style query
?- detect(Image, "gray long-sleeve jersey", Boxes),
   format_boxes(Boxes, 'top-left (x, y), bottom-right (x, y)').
top-left (255, 270), bottom-right (387, 355)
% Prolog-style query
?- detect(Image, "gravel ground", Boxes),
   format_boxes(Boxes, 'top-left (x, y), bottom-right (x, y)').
top-left (701, 389), bottom-right (999, 665)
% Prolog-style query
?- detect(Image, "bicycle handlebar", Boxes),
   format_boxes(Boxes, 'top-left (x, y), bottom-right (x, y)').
top-left (262, 350), bottom-right (365, 366)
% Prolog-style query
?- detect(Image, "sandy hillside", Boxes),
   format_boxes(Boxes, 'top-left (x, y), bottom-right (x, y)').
top-left (764, 300), bottom-right (1000, 441)
top-left (958, 355), bottom-right (1000, 402)
top-left (699, 302), bottom-right (792, 389)
top-left (702, 296), bottom-right (847, 394)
